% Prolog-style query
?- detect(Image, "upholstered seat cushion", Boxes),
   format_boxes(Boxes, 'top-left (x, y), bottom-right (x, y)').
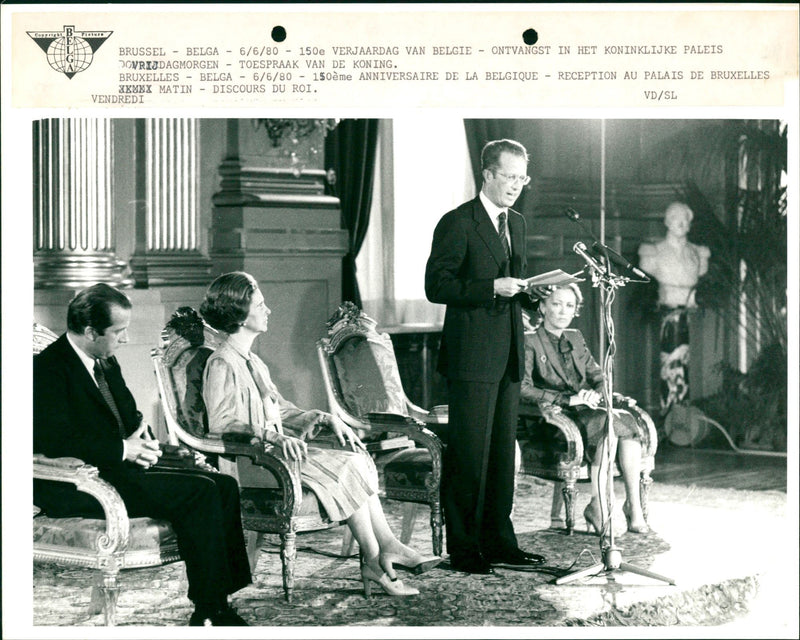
top-left (240, 486), bottom-right (331, 521)
top-left (33, 515), bottom-right (176, 552)
top-left (382, 448), bottom-right (433, 491)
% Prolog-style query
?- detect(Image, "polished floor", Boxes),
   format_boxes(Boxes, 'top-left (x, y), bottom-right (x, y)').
top-left (651, 441), bottom-right (787, 492)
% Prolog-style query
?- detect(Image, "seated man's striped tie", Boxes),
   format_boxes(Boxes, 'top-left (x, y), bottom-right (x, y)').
top-left (94, 358), bottom-right (127, 438)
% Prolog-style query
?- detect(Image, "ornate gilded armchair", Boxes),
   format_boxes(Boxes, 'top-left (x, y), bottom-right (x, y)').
top-left (517, 401), bottom-right (585, 533)
top-left (316, 303), bottom-right (444, 556)
top-left (33, 323), bottom-right (180, 626)
top-left (518, 393), bottom-right (657, 534)
top-left (151, 308), bottom-right (347, 603)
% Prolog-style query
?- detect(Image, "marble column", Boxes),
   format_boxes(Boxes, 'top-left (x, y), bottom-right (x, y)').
top-left (33, 118), bottom-right (131, 288)
top-left (129, 118), bottom-right (212, 286)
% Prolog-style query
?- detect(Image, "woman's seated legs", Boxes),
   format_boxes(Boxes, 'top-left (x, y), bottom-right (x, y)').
top-left (586, 436), bottom-right (646, 533)
top-left (617, 438), bottom-right (647, 530)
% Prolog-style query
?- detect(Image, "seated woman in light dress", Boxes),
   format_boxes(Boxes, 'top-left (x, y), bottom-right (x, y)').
top-left (200, 272), bottom-right (440, 598)
top-left (521, 284), bottom-right (649, 535)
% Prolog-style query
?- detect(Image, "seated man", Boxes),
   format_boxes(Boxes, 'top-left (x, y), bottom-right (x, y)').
top-left (33, 284), bottom-right (252, 626)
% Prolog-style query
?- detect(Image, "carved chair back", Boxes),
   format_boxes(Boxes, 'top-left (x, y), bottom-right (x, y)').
top-left (317, 303), bottom-right (444, 555)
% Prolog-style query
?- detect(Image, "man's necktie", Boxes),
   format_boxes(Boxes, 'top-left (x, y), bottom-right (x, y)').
top-left (94, 359), bottom-right (127, 439)
top-left (498, 210), bottom-right (511, 261)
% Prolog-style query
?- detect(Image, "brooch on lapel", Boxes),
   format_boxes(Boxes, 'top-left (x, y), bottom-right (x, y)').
top-left (540, 354), bottom-right (547, 363)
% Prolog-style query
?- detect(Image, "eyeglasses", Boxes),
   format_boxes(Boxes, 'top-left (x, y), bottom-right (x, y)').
top-left (492, 171), bottom-right (531, 186)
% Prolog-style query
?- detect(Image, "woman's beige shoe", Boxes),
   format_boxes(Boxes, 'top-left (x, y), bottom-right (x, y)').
top-left (361, 564), bottom-right (419, 598)
top-left (583, 500), bottom-right (603, 535)
top-left (384, 553), bottom-right (443, 575)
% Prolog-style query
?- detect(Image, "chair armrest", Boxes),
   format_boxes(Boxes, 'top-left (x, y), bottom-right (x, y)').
top-left (364, 435), bottom-right (413, 453)
top-left (539, 403), bottom-right (566, 421)
top-left (249, 443), bottom-right (305, 519)
top-left (523, 403), bottom-right (585, 472)
top-left (613, 393), bottom-right (638, 408)
top-left (33, 454), bottom-right (130, 555)
top-left (362, 413), bottom-right (443, 492)
top-left (33, 454), bottom-right (90, 471)
top-left (363, 412), bottom-right (432, 441)
top-left (323, 397), bottom-right (444, 487)
top-left (605, 395), bottom-right (658, 461)
top-left (405, 400), bottom-right (432, 422)
top-left (621, 402), bottom-right (659, 463)
top-left (192, 436), bottom-right (305, 519)
top-left (151, 423), bottom-right (306, 518)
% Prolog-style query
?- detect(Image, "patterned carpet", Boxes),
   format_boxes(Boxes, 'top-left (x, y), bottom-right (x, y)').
top-left (28, 469), bottom-right (794, 635)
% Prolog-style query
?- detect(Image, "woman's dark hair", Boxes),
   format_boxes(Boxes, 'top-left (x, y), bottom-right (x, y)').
top-left (200, 272), bottom-right (257, 334)
top-left (67, 283), bottom-right (132, 334)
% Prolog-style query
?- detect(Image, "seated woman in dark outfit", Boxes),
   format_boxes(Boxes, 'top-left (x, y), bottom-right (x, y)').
top-left (520, 283), bottom-right (649, 535)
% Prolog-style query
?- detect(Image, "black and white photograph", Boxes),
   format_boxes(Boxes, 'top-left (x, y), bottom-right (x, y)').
top-left (2, 4), bottom-right (798, 639)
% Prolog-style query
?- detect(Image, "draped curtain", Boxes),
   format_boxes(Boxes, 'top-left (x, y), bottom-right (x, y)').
top-left (325, 119), bottom-right (380, 306)
top-left (356, 118), bottom-right (473, 327)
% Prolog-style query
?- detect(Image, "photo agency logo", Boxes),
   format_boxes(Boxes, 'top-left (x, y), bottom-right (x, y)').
top-left (27, 25), bottom-right (113, 79)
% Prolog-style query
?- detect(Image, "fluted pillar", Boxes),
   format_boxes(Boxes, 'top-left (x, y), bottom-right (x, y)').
top-left (33, 118), bottom-right (131, 288)
top-left (129, 118), bottom-right (212, 287)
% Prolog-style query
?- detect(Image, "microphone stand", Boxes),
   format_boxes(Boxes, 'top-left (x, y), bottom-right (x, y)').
top-left (556, 252), bottom-right (674, 586)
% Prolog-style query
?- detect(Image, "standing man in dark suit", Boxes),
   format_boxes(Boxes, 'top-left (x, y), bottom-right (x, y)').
top-left (425, 139), bottom-right (546, 574)
top-left (33, 284), bottom-right (252, 626)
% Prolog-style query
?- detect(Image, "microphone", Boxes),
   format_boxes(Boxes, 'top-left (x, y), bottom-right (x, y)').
top-left (573, 242), bottom-right (606, 277)
top-left (591, 242), bottom-right (650, 281)
top-left (566, 208), bottom-right (650, 282)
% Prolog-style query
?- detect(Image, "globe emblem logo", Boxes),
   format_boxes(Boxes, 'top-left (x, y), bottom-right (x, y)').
top-left (47, 34), bottom-right (94, 77)
top-left (28, 25), bottom-right (112, 79)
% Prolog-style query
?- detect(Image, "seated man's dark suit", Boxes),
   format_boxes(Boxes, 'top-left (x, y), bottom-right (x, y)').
top-left (33, 334), bottom-right (251, 610)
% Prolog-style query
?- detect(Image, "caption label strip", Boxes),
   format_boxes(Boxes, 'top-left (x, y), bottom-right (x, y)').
top-left (11, 9), bottom-right (798, 108)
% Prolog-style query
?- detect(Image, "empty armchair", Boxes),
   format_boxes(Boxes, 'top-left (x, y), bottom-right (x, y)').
top-left (316, 303), bottom-right (444, 556)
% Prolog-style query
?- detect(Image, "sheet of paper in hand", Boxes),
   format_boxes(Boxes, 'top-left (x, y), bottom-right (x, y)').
top-left (524, 269), bottom-right (585, 287)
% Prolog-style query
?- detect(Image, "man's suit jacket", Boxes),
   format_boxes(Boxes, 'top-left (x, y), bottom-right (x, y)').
top-left (425, 196), bottom-right (529, 383)
top-left (521, 327), bottom-right (604, 406)
top-left (34, 334), bottom-right (141, 473)
top-left (34, 334), bottom-right (254, 601)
